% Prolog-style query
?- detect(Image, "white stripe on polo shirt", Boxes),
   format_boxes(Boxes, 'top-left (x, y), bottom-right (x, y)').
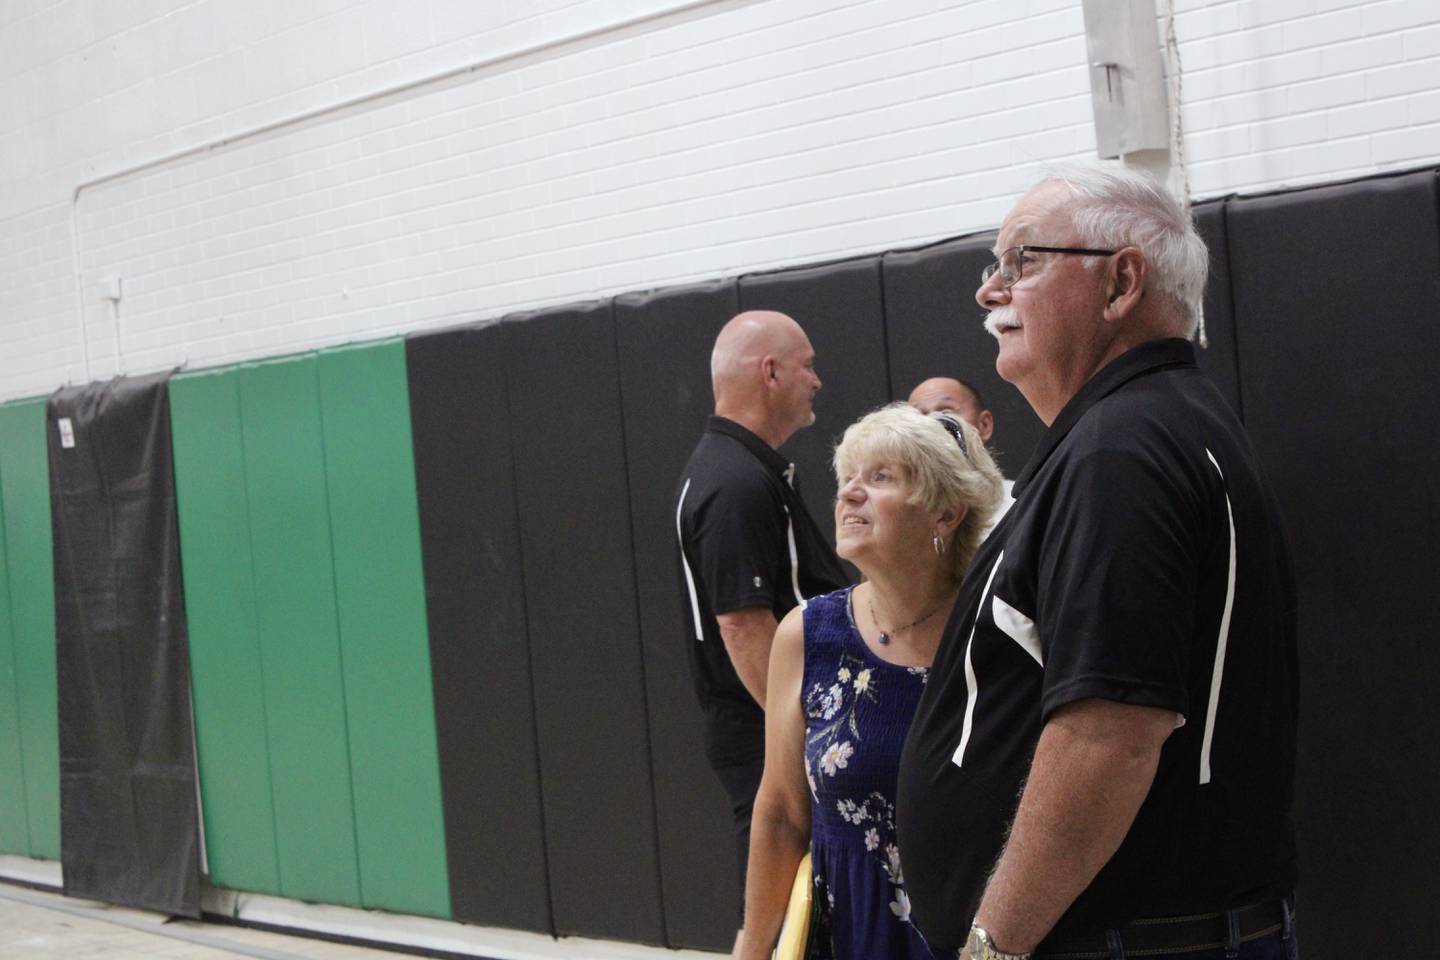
top-left (676, 478), bottom-right (705, 641)
top-left (952, 551), bottom-right (1005, 769)
top-left (993, 594), bottom-right (1042, 666)
top-left (782, 504), bottom-right (807, 610)
top-left (1200, 448), bottom-right (1238, 785)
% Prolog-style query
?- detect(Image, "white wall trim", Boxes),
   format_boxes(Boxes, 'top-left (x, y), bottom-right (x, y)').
top-left (69, 0), bottom-right (742, 205)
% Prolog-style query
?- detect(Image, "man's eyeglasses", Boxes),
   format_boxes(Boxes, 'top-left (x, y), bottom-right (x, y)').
top-left (981, 245), bottom-right (1117, 289)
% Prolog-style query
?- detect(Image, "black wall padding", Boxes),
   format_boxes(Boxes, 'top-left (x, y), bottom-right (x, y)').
top-left (46, 373), bottom-right (201, 918)
top-left (739, 256), bottom-right (893, 531)
top-left (1226, 169), bottom-right (1440, 958)
top-left (502, 302), bottom-right (667, 944)
top-left (881, 234), bottom-right (1042, 477)
top-left (1191, 199), bottom-right (1244, 418)
top-left (613, 279), bottom-right (743, 951)
top-left (405, 323), bottom-right (552, 933)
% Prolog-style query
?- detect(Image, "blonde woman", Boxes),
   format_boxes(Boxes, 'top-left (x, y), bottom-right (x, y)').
top-left (739, 403), bottom-right (1003, 960)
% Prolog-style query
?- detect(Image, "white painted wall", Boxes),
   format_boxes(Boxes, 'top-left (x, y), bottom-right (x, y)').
top-left (3, 0), bottom-right (1439, 401)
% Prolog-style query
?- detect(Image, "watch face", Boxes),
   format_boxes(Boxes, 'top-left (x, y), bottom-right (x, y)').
top-left (967, 925), bottom-right (1026, 960)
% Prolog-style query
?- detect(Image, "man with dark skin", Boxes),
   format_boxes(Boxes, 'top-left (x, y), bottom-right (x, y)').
top-left (909, 377), bottom-right (1013, 533)
top-left (897, 168), bottom-right (1298, 960)
top-left (674, 310), bottom-right (848, 957)
top-left (907, 377), bottom-right (995, 443)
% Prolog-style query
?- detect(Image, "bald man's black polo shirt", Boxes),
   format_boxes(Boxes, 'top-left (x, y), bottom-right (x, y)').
top-left (896, 340), bottom-right (1299, 950)
top-left (675, 416), bottom-right (848, 762)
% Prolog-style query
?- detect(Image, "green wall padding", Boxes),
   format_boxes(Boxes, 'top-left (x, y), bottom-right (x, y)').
top-left (0, 461), bottom-right (30, 855)
top-left (0, 400), bottom-right (59, 859)
top-left (318, 342), bottom-right (448, 918)
top-left (238, 356), bottom-right (361, 907)
top-left (170, 372), bottom-right (281, 894)
top-left (172, 347), bottom-right (449, 916)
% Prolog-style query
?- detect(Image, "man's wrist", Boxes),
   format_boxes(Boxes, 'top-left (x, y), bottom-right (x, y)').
top-left (965, 922), bottom-right (1032, 960)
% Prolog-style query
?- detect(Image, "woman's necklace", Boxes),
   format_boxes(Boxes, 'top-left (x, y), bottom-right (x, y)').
top-left (868, 591), bottom-right (951, 645)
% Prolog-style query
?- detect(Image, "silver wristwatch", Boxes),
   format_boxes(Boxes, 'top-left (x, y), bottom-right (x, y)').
top-left (966, 923), bottom-right (1032, 960)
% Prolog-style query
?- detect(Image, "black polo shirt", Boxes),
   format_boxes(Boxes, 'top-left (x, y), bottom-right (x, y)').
top-left (675, 416), bottom-right (848, 763)
top-left (896, 340), bottom-right (1299, 950)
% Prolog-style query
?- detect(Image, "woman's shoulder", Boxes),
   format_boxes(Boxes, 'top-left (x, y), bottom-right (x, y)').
top-left (801, 586), bottom-right (859, 655)
top-left (802, 586), bottom-right (854, 626)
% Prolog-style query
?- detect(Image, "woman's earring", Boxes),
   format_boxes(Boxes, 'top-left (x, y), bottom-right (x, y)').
top-left (933, 531), bottom-right (946, 556)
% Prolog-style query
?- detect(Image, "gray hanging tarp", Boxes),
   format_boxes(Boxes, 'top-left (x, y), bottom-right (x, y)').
top-left (48, 372), bottom-right (201, 918)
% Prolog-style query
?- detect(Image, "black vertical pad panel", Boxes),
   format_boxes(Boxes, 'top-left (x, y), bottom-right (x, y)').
top-left (503, 303), bottom-right (666, 944)
top-left (1227, 170), bottom-right (1440, 956)
top-left (1191, 199), bottom-right (1244, 418)
top-left (614, 280), bottom-right (742, 951)
top-left (405, 323), bottom-right (551, 933)
top-left (739, 257), bottom-right (892, 532)
top-left (47, 373), bottom-right (201, 918)
top-left (881, 235), bottom-right (1042, 477)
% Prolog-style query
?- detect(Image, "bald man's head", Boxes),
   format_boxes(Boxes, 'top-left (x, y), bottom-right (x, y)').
top-left (710, 310), bottom-right (821, 449)
top-left (908, 377), bottom-right (993, 442)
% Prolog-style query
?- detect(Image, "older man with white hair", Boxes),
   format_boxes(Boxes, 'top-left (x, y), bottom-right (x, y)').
top-left (896, 167), bottom-right (1299, 960)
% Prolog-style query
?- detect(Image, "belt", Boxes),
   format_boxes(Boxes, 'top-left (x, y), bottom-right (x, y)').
top-left (1035, 898), bottom-right (1290, 959)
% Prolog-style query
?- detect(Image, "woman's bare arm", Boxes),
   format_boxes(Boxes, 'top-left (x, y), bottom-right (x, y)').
top-left (737, 606), bottom-right (813, 960)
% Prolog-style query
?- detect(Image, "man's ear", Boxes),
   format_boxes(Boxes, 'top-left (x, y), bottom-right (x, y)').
top-left (977, 409), bottom-right (994, 443)
top-left (762, 355), bottom-right (777, 382)
top-left (1104, 247), bottom-right (1147, 321)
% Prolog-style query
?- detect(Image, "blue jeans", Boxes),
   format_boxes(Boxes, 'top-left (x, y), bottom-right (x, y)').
top-left (1087, 898), bottom-right (1298, 960)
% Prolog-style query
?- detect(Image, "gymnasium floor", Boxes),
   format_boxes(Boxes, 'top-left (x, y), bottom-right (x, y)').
top-left (0, 876), bottom-right (727, 960)
top-left (0, 883), bottom-right (418, 960)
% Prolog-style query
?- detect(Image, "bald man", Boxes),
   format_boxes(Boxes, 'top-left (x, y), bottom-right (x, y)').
top-left (674, 311), bottom-right (848, 946)
top-left (909, 376), bottom-right (1015, 535)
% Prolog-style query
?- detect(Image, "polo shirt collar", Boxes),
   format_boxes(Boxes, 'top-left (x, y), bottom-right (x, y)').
top-left (1012, 338), bottom-right (1198, 498)
top-left (707, 416), bottom-right (793, 480)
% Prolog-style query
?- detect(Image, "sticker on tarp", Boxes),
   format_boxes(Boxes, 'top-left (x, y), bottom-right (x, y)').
top-left (58, 417), bottom-right (75, 448)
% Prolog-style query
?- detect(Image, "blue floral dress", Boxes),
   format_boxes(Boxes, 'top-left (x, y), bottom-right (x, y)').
top-left (802, 587), bottom-right (939, 960)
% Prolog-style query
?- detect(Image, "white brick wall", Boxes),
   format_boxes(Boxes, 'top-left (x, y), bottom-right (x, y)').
top-left (2, 0), bottom-right (1439, 399)
top-left (1177, 0), bottom-right (1440, 193)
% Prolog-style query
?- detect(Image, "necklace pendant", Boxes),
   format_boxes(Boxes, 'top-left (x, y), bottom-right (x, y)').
top-left (877, 631), bottom-right (890, 645)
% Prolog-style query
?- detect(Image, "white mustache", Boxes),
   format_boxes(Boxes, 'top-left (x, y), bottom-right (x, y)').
top-left (983, 306), bottom-right (1021, 339)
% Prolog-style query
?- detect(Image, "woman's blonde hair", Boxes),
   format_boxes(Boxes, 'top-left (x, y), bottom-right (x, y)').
top-left (832, 402), bottom-right (1004, 585)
